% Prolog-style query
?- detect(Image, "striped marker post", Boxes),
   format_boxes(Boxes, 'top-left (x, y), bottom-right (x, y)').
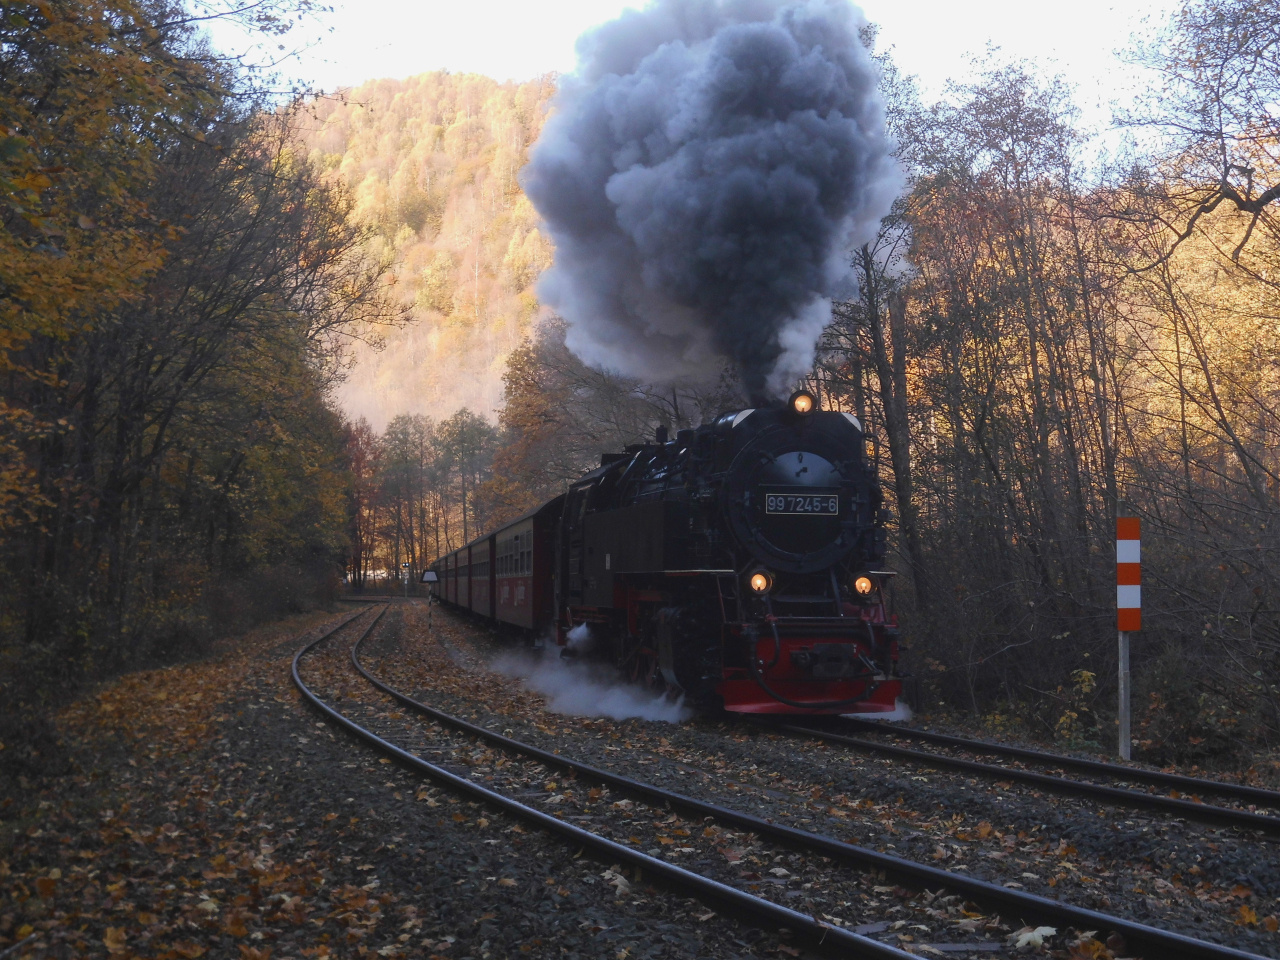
top-left (1116, 518), bottom-right (1141, 760)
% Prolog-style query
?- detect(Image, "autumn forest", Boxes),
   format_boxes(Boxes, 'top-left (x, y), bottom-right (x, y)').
top-left (3, 0), bottom-right (1280, 765)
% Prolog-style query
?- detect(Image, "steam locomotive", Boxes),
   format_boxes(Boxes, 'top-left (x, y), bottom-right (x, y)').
top-left (430, 390), bottom-right (904, 714)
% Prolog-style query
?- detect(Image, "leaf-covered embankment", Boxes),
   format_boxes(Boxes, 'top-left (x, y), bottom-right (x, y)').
top-left (0, 607), bottom-right (798, 960)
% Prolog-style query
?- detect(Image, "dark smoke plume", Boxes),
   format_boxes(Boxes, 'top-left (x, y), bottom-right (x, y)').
top-left (522, 0), bottom-right (900, 402)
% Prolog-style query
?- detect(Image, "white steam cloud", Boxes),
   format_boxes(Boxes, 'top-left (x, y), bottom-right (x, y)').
top-left (843, 699), bottom-right (913, 721)
top-left (523, 0), bottom-right (901, 402)
top-left (565, 622), bottom-right (594, 652)
top-left (492, 642), bottom-right (692, 724)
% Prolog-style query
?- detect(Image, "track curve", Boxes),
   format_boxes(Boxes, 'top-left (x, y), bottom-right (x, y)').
top-left (294, 603), bottom-right (917, 960)
top-left (770, 722), bottom-right (1280, 834)
top-left (341, 612), bottom-right (1270, 960)
top-left (834, 718), bottom-right (1280, 807)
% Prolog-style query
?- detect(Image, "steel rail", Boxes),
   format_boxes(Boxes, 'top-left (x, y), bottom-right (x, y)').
top-left (835, 718), bottom-right (1280, 808)
top-left (295, 609), bottom-right (916, 960)
top-left (774, 723), bottom-right (1280, 835)
top-left (347, 633), bottom-right (1268, 960)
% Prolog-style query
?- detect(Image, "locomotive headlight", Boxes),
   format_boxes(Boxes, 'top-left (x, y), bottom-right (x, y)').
top-left (854, 575), bottom-right (874, 595)
top-left (749, 571), bottom-right (773, 594)
top-left (789, 390), bottom-right (816, 415)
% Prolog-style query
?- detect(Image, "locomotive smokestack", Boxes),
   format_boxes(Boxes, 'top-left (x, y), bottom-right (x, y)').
top-left (522, 0), bottom-right (900, 403)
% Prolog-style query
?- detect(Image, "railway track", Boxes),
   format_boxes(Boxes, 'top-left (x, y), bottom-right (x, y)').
top-left (829, 718), bottom-right (1280, 806)
top-left (297, 604), bottom-right (917, 960)
top-left (297, 600), bottom-right (1272, 960)
top-left (769, 720), bottom-right (1280, 835)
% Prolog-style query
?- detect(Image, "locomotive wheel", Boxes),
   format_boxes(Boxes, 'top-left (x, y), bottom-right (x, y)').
top-left (622, 636), bottom-right (670, 695)
top-left (657, 604), bottom-right (722, 711)
top-left (627, 642), bottom-right (666, 692)
top-left (620, 605), bottom-right (719, 708)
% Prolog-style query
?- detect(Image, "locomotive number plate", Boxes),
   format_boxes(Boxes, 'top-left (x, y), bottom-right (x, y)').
top-left (764, 493), bottom-right (839, 515)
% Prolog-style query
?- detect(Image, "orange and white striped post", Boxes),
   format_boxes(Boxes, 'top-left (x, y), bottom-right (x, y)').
top-left (1116, 517), bottom-right (1141, 760)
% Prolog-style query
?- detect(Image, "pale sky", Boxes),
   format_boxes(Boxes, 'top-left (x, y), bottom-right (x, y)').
top-left (211, 0), bottom-right (1182, 133)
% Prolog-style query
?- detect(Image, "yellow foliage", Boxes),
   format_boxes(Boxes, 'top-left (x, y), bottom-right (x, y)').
top-left (1, 0), bottom-right (205, 531)
top-left (1, 1), bottom-right (397, 697)
top-left (297, 71), bottom-right (557, 428)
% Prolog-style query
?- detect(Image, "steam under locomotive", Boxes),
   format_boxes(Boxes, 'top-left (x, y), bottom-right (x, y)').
top-left (430, 390), bottom-right (904, 714)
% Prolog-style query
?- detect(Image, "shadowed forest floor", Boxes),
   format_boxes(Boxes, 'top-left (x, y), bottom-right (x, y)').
top-left (0, 607), bottom-right (784, 960)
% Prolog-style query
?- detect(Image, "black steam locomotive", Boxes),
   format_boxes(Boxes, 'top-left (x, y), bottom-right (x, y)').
top-left (433, 390), bottom-right (903, 714)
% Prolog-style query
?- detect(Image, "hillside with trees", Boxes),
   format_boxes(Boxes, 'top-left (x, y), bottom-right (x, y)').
top-left (296, 72), bottom-right (557, 429)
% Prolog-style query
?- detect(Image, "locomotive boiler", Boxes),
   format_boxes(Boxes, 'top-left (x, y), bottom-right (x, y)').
top-left (433, 390), bottom-right (904, 715)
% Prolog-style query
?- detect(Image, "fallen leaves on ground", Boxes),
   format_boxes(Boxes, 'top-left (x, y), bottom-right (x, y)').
top-left (0, 610), bottom-right (423, 959)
